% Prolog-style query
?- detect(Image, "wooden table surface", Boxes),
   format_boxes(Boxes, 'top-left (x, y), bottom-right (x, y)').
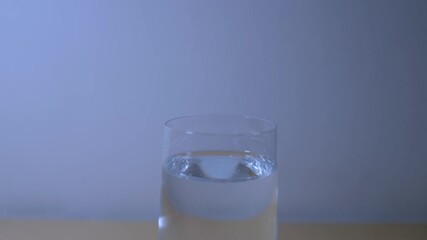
top-left (0, 220), bottom-right (426, 240)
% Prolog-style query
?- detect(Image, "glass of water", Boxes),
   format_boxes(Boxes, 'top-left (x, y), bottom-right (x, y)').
top-left (159, 115), bottom-right (278, 240)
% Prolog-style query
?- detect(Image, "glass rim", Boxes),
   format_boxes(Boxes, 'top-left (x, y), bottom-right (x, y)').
top-left (164, 114), bottom-right (277, 137)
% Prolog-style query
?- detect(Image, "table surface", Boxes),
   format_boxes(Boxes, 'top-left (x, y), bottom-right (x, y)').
top-left (0, 220), bottom-right (426, 240)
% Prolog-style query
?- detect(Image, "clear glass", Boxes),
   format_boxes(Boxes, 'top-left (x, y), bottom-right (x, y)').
top-left (159, 115), bottom-right (278, 240)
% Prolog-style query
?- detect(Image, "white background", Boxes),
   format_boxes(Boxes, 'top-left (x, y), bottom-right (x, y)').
top-left (1, 0), bottom-right (426, 222)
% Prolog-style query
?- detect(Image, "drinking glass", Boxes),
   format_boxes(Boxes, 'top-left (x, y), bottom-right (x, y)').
top-left (159, 115), bottom-right (278, 240)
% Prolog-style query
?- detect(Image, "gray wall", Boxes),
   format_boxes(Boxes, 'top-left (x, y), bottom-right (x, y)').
top-left (0, 0), bottom-right (426, 222)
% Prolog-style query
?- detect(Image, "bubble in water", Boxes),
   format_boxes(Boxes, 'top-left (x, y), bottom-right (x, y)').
top-left (166, 152), bottom-right (276, 181)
